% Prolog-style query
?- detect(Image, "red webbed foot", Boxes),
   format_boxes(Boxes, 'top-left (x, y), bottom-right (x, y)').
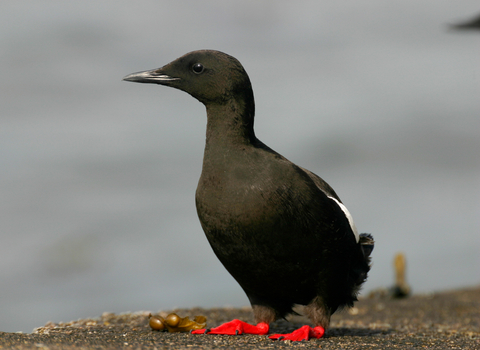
top-left (191, 319), bottom-right (269, 335)
top-left (269, 325), bottom-right (325, 341)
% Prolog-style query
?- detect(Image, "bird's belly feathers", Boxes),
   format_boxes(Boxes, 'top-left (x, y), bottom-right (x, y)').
top-left (196, 172), bottom-right (333, 267)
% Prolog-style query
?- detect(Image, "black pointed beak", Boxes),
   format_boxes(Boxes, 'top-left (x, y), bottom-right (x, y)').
top-left (122, 68), bottom-right (180, 85)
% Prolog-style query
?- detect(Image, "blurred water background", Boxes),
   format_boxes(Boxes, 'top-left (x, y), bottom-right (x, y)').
top-left (1, 1), bottom-right (479, 333)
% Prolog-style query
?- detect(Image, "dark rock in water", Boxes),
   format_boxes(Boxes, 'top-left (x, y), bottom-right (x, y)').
top-left (123, 50), bottom-right (374, 341)
top-left (450, 13), bottom-right (480, 31)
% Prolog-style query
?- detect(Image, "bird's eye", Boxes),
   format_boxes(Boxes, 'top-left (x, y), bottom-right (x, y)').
top-left (192, 63), bottom-right (204, 74)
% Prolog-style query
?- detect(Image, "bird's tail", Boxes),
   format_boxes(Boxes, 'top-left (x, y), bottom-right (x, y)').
top-left (359, 233), bottom-right (374, 259)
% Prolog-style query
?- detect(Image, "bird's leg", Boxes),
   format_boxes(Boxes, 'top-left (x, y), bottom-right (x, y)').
top-left (191, 304), bottom-right (274, 336)
top-left (269, 296), bottom-right (330, 341)
top-left (191, 320), bottom-right (269, 335)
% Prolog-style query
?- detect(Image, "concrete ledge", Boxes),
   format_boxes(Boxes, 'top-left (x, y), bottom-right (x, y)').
top-left (1, 287), bottom-right (479, 349)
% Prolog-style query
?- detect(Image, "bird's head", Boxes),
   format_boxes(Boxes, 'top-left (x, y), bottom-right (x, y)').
top-left (123, 50), bottom-right (253, 106)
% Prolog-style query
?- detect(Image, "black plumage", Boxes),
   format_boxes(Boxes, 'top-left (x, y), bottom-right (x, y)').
top-left (123, 50), bottom-right (373, 332)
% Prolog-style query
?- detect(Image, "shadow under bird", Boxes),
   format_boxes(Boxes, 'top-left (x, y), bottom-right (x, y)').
top-left (123, 50), bottom-right (374, 341)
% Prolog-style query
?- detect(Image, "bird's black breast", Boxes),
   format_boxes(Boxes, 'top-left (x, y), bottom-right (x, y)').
top-left (195, 147), bottom-right (357, 303)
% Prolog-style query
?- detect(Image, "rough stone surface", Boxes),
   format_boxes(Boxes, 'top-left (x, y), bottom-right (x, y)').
top-left (1, 287), bottom-right (479, 349)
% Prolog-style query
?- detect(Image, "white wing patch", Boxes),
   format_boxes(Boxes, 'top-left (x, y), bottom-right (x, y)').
top-left (328, 196), bottom-right (359, 243)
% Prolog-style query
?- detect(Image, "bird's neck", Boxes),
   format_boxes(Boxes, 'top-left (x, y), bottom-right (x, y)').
top-left (204, 99), bottom-right (256, 148)
top-left (199, 100), bottom-right (257, 189)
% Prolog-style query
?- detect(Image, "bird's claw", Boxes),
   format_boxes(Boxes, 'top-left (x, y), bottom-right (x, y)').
top-left (269, 325), bottom-right (325, 341)
top-left (190, 320), bottom-right (269, 336)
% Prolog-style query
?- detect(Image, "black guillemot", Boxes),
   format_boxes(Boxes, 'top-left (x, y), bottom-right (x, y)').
top-left (123, 50), bottom-right (374, 341)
